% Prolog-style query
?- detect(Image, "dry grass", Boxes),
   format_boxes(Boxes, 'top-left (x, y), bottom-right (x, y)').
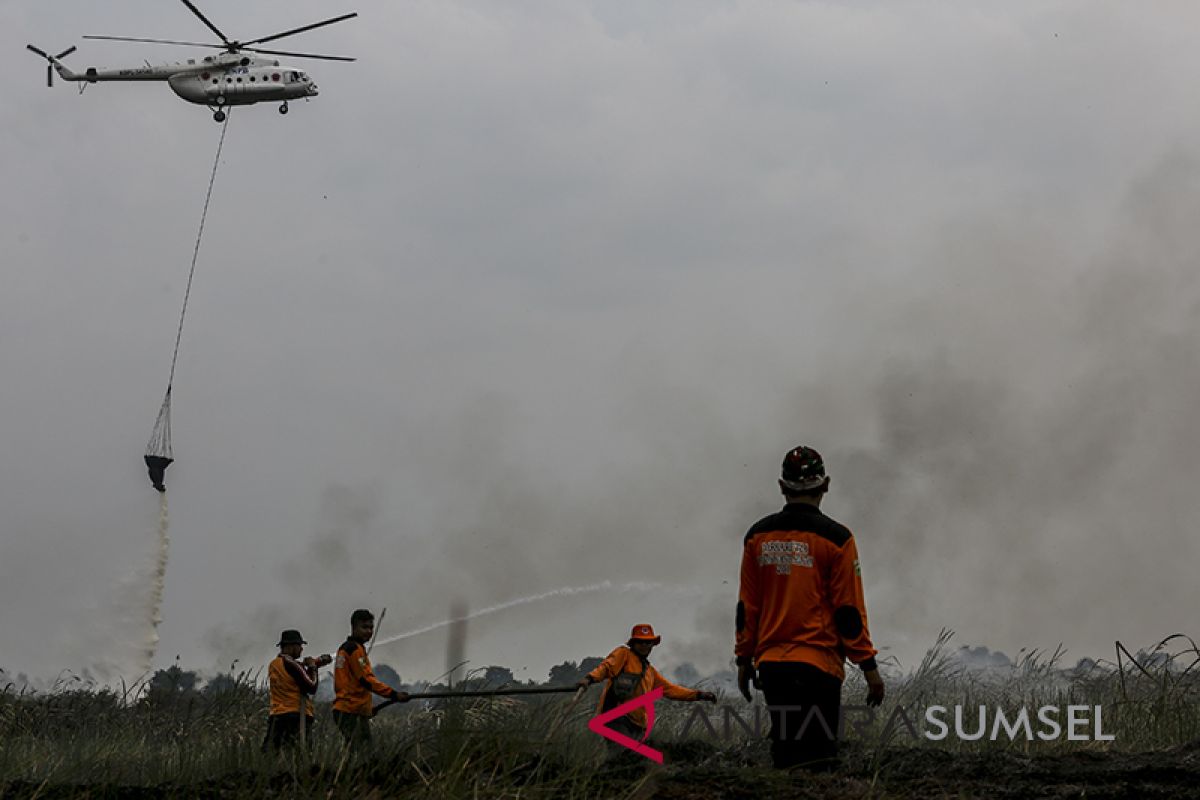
top-left (1, 633), bottom-right (1198, 798)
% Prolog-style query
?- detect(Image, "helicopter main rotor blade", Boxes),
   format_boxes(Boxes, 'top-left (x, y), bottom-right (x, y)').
top-left (179, 0), bottom-right (230, 45)
top-left (241, 12), bottom-right (358, 48)
top-left (243, 46), bottom-right (355, 62)
top-left (83, 35), bottom-right (222, 48)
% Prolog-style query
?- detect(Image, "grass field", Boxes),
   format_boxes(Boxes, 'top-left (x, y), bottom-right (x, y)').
top-left (2, 633), bottom-right (1198, 798)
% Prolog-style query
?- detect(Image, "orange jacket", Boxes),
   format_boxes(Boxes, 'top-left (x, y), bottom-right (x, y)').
top-left (735, 502), bottom-right (878, 681)
top-left (333, 638), bottom-right (396, 716)
top-left (586, 645), bottom-right (699, 728)
top-left (268, 654), bottom-right (318, 717)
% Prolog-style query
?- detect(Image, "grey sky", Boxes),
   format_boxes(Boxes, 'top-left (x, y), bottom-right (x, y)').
top-left (3, 1), bottom-right (1199, 685)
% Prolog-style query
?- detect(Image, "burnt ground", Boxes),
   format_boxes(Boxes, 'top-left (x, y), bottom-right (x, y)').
top-left (4, 741), bottom-right (1199, 798)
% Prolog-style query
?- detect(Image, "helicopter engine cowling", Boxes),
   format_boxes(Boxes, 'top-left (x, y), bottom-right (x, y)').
top-left (167, 72), bottom-right (207, 104)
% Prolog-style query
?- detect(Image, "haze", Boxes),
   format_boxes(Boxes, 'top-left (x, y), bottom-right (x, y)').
top-left (2, 0), bottom-right (1198, 685)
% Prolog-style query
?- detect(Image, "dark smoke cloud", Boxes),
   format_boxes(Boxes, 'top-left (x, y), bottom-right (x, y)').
top-left (11, 3), bottom-right (1199, 684)
top-left (199, 154), bottom-right (1200, 678)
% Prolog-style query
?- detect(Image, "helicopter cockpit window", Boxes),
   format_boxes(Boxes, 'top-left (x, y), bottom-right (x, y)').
top-left (288, 71), bottom-right (298, 82)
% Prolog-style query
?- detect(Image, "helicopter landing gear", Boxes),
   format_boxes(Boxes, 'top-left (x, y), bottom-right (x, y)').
top-left (279, 102), bottom-right (289, 115)
top-left (213, 109), bottom-right (226, 123)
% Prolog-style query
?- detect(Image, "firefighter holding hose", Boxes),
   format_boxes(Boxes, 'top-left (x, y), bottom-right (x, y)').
top-left (333, 608), bottom-right (410, 747)
top-left (576, 624), bottom-right (716, 752)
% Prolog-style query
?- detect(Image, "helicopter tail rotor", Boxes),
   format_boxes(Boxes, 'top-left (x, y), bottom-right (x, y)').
top-left (27, 44), bottom-right (77, 87)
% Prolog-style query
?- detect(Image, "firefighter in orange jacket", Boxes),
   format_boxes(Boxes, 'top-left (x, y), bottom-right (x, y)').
top-left (333, 608), bottom-right (409, 747)
top-left (576, 624), bottom-right (715, 749)
top-left (735, 445), bottom-right (885, 771)
top-left (264, 629), bottom-right (332, 751)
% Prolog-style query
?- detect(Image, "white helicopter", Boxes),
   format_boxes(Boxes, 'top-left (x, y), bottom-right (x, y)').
top-left (27, 0), bottom-right (356, 122)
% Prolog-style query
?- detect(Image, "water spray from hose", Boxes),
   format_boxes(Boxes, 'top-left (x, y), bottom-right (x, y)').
top-left (373, 580), bottom-right (699, 649)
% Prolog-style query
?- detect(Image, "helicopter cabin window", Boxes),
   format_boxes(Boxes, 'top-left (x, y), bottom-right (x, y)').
top-left (289, 71), bottom-right (299, 82)
top-left (187, 59), bottom-right (195, 65)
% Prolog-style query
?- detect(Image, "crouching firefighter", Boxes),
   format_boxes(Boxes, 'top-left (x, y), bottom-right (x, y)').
top-left (576, 624), bottom-right (716, 756)
top-left (263, 629), bottom-right (332, 752)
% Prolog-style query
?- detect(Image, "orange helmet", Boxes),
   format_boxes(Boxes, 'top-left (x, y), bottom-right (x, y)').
top-left (629, 623), bottom-right (661, 645)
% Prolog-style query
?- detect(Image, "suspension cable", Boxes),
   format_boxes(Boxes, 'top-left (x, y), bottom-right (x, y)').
top-left (167, 111), bottom-right (232, 391)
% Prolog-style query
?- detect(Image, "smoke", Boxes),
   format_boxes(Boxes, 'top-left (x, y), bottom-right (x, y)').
top-left (202, 604), bottom-right (290, 672)
top-left (79, 492), bottom-right (173, 682)
top-left (195, 152), bottom-right (1200, 681)
top-left (802, 153), bottom-right (1200, 666)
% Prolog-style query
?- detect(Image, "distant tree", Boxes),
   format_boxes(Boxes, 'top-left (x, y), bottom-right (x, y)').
top-left (148, 664), bottom-right (199, 693)
top-left (547, 660), bottom-right (580, 686)
top-left (1135, 649), bottom-right (1172, 670)
top-left (375, 663), bottom-right (401, 687)
top-left (1071, 657), bottom-right (1098, 675)
top-left (579, 657), bottom-right (603, 676)
top-left (547, 658), bottom-right (604, 686)
top-left (203, 673), bottom-right (239, 696)
top-left (144, 663), bottom-right (200, 706)
top-left (955, 646), bottom-right (1011, 670)
top-left (483, 666), bottom-right (514, 687)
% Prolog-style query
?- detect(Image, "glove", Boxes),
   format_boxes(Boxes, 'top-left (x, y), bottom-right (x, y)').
top-left (575, 676), bottom-right (594, 691)
top-left (696, 691), bottom-right (717, 703)
top-left (864, 668), bottom-right (885, 707)
top-left (737, 663), bottom-right (756, 702)
top-left (392, 689), bottom-right (411, 703)
top-left (316, 654), bottom-right (333, 668)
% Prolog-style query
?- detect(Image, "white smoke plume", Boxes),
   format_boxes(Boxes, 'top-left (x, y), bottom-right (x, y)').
top-left (142, 491), bottom-right (171, 673)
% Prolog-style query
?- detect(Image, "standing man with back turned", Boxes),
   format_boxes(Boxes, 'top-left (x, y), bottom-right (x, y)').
top-left (333, 608), bottom-right (409, 748)
top-left (735, 445), bottom-right (885, 771)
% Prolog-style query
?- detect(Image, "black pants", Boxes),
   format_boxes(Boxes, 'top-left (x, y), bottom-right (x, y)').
top-left (603, 715), bottom-right (648, 761)
top-left (263, 713), bottom-right (314, 752)
top-left (756, 661), bottom-right (843, 771)
top-left (333, 710), bottom-right (372, 748)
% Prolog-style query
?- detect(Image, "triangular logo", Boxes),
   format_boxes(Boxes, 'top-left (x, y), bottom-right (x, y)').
top-left (586, 686), bottom-right (664, 763)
